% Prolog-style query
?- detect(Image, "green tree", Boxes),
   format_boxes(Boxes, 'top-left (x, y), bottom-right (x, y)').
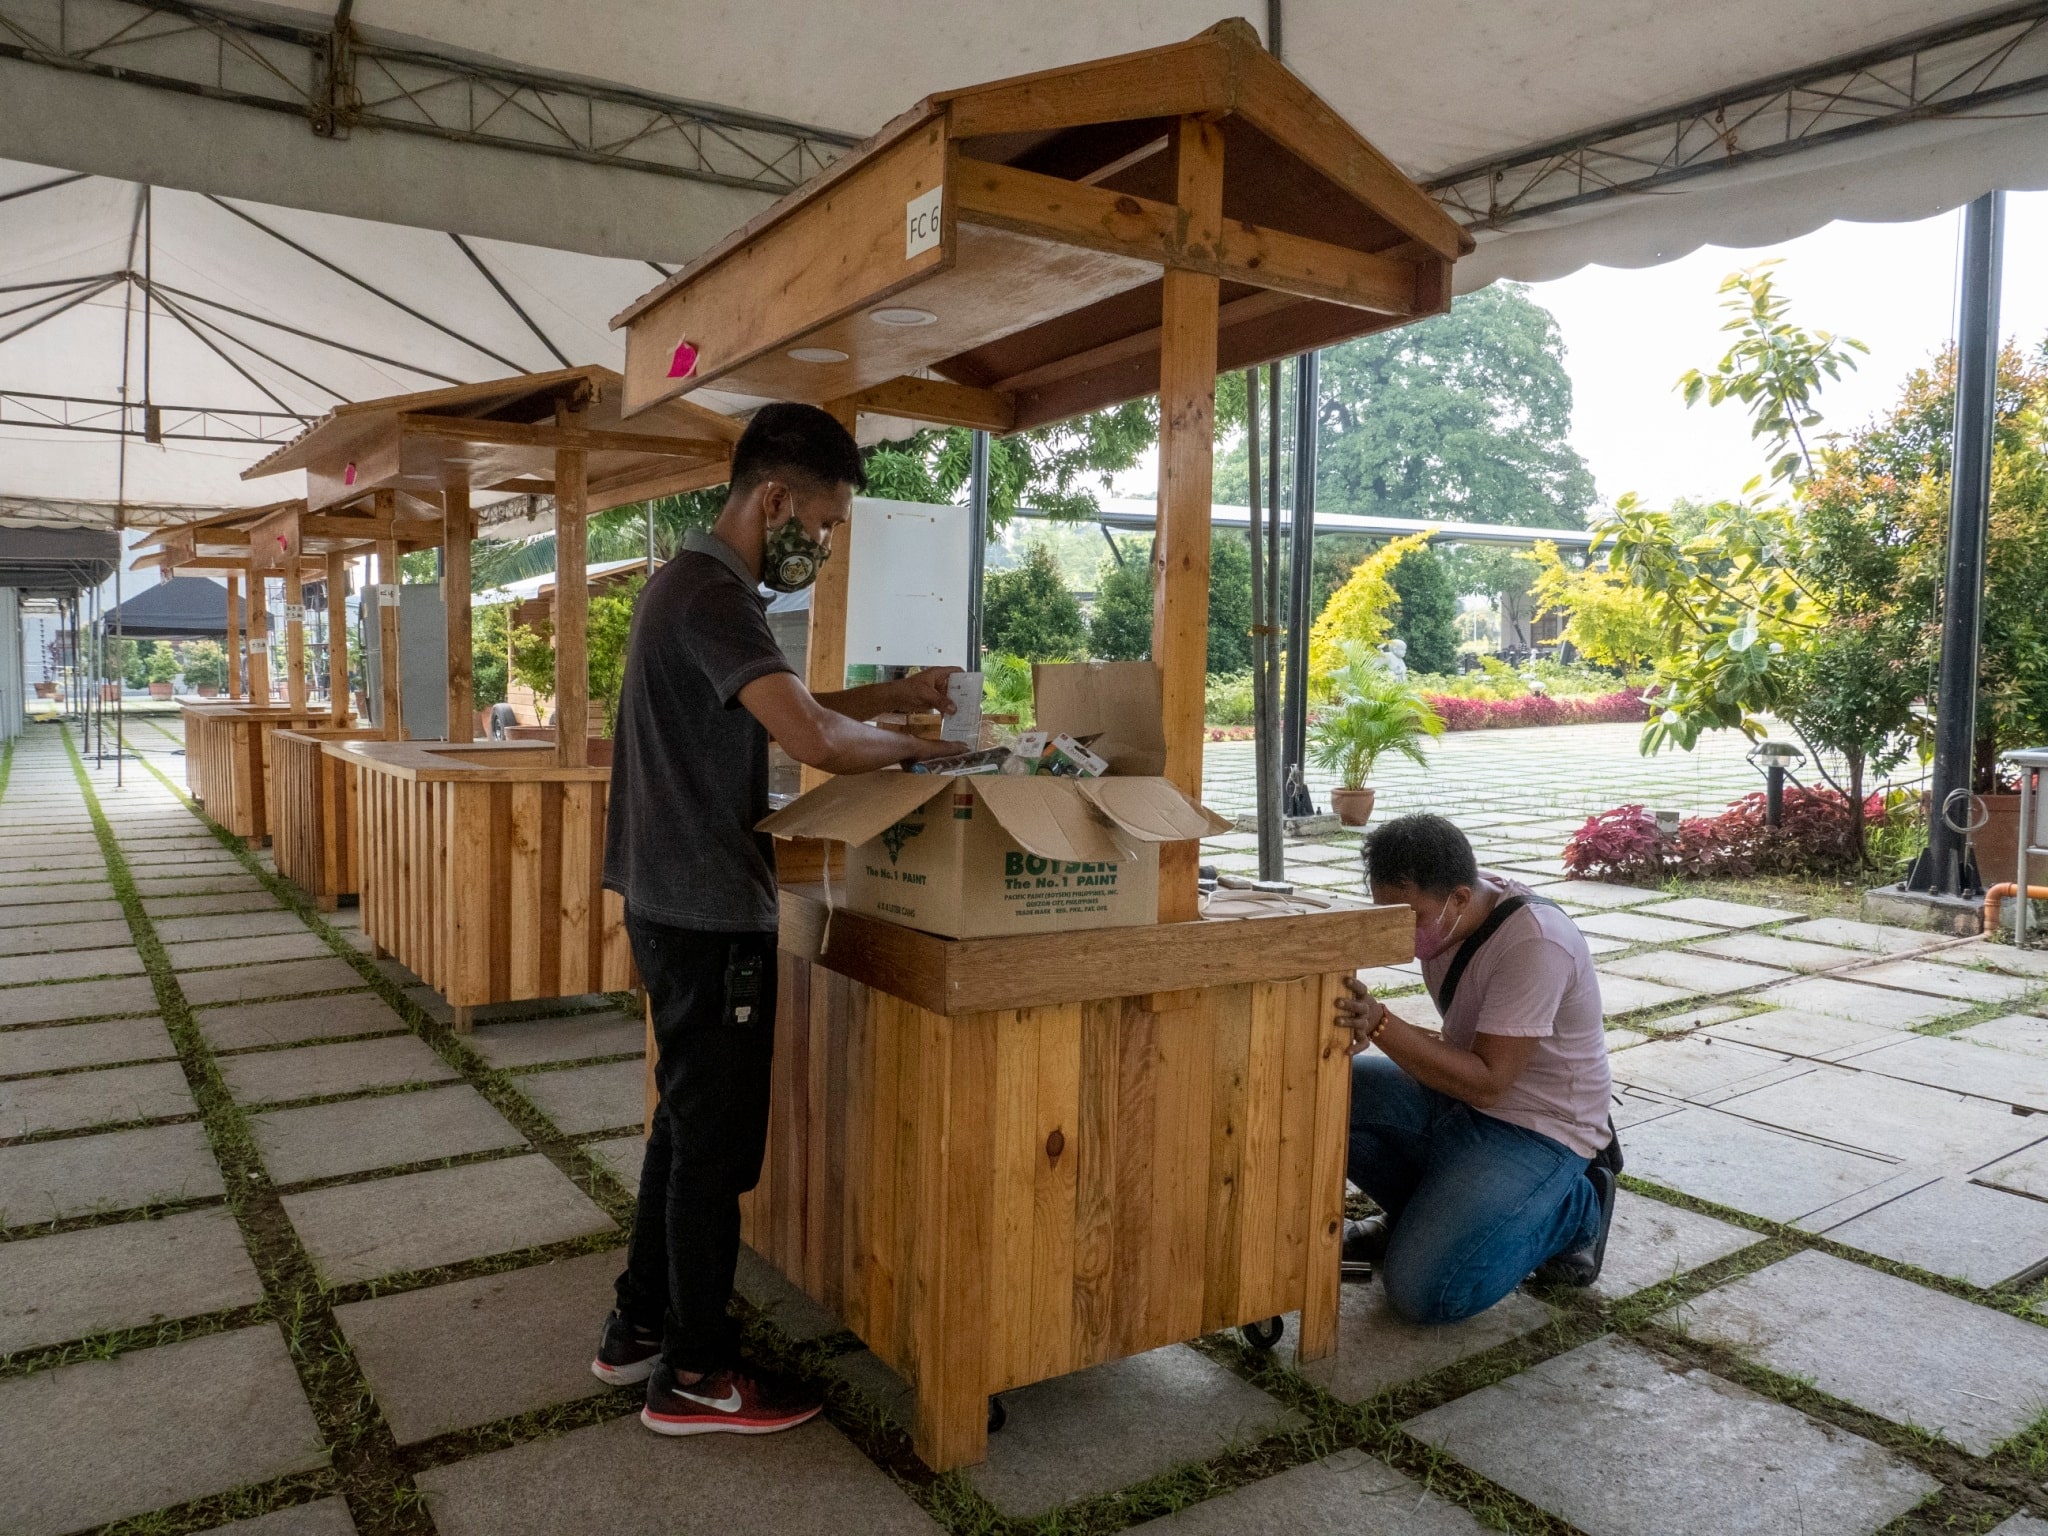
top-left (1084, 532), bottom-right (1253, 673)
top-left (1387, 544), bottom-right (1459, 673)
top-left (472, 603), bottom-right (510, 711)
top-left (179, 640), bottom-right (227, 692)
top-left (1088, 550), bottom-right (1152, 662)
top-left (1217, 283), bottom-right (1595, 529)
top-left (1205, 532), bottom-right (1253, 675)
top-left (982, 544), bottom-right (1086, 660)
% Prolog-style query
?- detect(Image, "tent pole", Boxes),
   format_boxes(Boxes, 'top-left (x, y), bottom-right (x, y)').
top-left (1281, 349), bottom-right (1319, 817)
top-left (966, 430), bottom-right (989, 663)
top-left (1914, 189), bottom-right (2006, 899)
top-left (114, 531), bottom-right (123, 788)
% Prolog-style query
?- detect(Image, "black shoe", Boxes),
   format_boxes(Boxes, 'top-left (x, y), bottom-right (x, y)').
top-left (1534, 1164), bottom-right (1617, 1287)
top-left (1341, 1215), bottom-right (1389, 1281)
top-left (590, 1310), bottom-right (662, 1386)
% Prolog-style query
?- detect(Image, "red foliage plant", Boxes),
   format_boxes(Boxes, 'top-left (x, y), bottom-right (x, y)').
top-left (1563, 788), bottom-right (1884, 885)
top-left (1424, 690), bottom-right (1648, 733)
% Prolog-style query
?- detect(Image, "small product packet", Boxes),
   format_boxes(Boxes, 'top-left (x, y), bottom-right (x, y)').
top-left (941, 671), bottom-right (983, 744)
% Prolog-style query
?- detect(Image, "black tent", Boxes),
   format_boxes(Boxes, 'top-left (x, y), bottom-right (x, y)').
top-left (97, 576), bottom-right (244, 639)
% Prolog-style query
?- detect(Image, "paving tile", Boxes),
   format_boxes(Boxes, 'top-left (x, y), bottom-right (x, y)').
top-left (1601, 950), bottom-right (1792, 995)
top-left (154, 910), bottom-right (324, 944)
top-left (0, 1326), bottom-right (327, 1536)
top-left (1611, 1085), bottom-right (1686, 1130)
top-left (1622, 1107), bottom-right (1899, 1222)
top-left (282, 1154), bottom-right (613, 1284)
top-left (1586, 1189), bottom-right (1760, 1300)
top-left (334, 1250), bottom-right (620, 1443)
top-left (1978, 1140), bottom-right (2048, 1200)
top-left (1848, 1032), bottom-right (2048, 1110)
top-left (1664, 1250), bottom-right (2048, 1454)
top-left (1130, 1446), bottom-right (1487, 1534)
top-left (1352, 965), bottom-right (1427, 993)
top-left (0, 974), bottom-right (159, 1026)
top-left (0, 1120), bottom-right (223, 1225)
top-left (0, 1016), bottom-right (173, 1077)
top-left (733, 1242), bottom-right (843, 1343)
top-left (1605, 1036), bottom-right (1805, 1102)
top-left (132, 873), bottom-right (269, 896)
top-left (0, 1059), bottom-right (195, 1136)
top-left (1640, 896), bottom-right (1793, 928)
top-left (1776, 917), bottom-right (1945, 954)
top-left (178, 956), bottom-right (367, 1007)
top-left (1402, 1334), bottom-right (1936, 1536)
top-left (1716, 1065), bottom-right (2048, 1167)
top-left (1575, 911), bottom-right (1721, 945)
top-left (220, 1035), bottom-right (457, 1106)
top-left (1702, 1008), bottom-right (1911, 1061)
top-left (0, 945), bottom-right (146, 986)
top-left (1853, 957), bottom-right (2038, 1004)
top-left (1638, 1003), bottom-right (1748, 1035)
top-left (168, 932), bottom-right (337, 970)
top-left (251, 1084), bottom-right (527, 1184)
top-left (0, 1208), bottom-right (263, 1353)
top-left (1952, 940), bottom-right (2048, 979)
top-left (1822, 1177), bottom-right (2048, 1286)
top-left (1749, 975), bottom-right (1971, 1028)
top-left (1686, 932), bottom-right (1874, 972)
top-left (1547, 880), bottom-right (1666, 908)
top-left (512, 1059), bottom-right (643, 1135)
top-left (1595, 973), bottom-right (1701, 1016)
top-left (416, 1410), bottom-right (938, 1536)
top-left (969, 1344), bottom-right (1301, 1518)
top-left (467, 1011), bottom-right (644, 1069)
top-left (1987, 1518), bottom-right (2048, 1536)
top-left (1283, 1279), bottom-right (1553, 1402)
top-left (198, 993), bottom-right (404, 1051)
top-left (0, 900), bottom-right (126, 930)
top-left (144, 891), bottom-right (287, 918)
top-left (200, 1497), bottom-right (359, 1535)
top-left (0, 918), bottom-right (139, 955)
top-left (583, 1133), bottom-right (644, 1189)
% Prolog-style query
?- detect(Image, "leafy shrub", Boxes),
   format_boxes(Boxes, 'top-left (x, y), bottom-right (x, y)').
top-left (1563, 788), bottom-right (1890, 884)
top-left (1426, 690), bottom-right (1647, 731)
top-left (1205, 671), bottom-right (1256, 727)
top-left (179, 640), bottom-right (226, 691)
top-left (982, 652), bottom-right (1035, 727)
top-left (984, 543), bottom-right (1086, 660)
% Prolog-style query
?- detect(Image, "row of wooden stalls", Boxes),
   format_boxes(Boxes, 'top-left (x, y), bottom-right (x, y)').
top-left (150, 20), bottom-right (1460, 1477)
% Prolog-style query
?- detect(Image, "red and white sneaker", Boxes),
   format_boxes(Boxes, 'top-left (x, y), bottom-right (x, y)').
top-left (640, 1361), bottom-right (822, 1437)
top-left (590, 1310), bottom-right (662, 1386)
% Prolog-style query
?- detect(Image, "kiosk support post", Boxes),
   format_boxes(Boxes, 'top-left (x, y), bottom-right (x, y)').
top-left (284, 567), bottom-right (307, 712)
top-left (554, 432), bottom-right (590, 768)
top-left (226, 573), bottom-right (244, 700)
top-left (1151, 116), bottom-right (1224, 924)
top-left (444, 486), bottom-right (475, 743)
top-left (247, 573), bottom-right (270, 705)
top-left (799, 399), bottom-right (858, 792)
top-left (374, 499), bottom-right (403, 740)
top-left (325, 553), bottom-right (349, 723)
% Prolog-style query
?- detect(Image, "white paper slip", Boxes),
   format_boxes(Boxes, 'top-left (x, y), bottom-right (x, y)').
top-left (941, 670), bottom-right (983, 743)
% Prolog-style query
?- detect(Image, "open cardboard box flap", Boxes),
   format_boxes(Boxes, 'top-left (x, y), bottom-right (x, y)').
top-left (1075, 777), bottom-right (1230, 842)
top-left (972, 775), bottom-right (1135, 863)
top-left (1034, 660), bottom-right (1166, 776)
top-left (756, 769), bottom-right (944, 847)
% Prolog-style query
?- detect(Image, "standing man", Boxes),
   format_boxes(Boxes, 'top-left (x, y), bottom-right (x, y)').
top-left (593, 403), bottom-right (964, 1435)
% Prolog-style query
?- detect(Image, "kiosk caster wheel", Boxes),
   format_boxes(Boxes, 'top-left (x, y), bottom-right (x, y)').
top-left (988, 1395), bottom-right (1007, 1433)
top-left (1241, 1316), bottom-right (1284, 1351)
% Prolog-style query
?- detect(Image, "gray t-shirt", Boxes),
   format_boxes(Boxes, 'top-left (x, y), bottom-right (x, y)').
top-left (603, 531), bottom-right (793, 932)
top-left (1420, 880), bottom-right (1613, 1157)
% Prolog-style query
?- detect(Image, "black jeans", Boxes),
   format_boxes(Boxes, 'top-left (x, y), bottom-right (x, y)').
top-left (614, 913), bottom-right (778, 1374)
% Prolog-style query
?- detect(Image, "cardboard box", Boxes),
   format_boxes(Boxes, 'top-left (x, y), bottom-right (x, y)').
top-left (759, 661), bottom-right (1229, 938)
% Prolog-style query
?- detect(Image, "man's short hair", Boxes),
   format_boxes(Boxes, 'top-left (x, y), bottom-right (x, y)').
top-left (729, 402), bottom-right (866, 495)
top-left (1364, 813), bottom-right (1478, 898)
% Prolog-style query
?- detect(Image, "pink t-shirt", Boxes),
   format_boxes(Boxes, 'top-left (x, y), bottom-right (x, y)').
top-left (1418, 880), bottom-right (1612, 1157)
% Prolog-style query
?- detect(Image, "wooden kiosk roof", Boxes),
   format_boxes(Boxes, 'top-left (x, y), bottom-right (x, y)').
top-left (613, 18), bottom-right (1472, 431)
top-left (130, 497), bottom-right (438, 577)
top-left (241, 364), bottom-right (740, 512)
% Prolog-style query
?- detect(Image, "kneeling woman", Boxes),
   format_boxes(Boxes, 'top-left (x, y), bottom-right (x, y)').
top-left (1336, 814), bottom-right (1620, 1324)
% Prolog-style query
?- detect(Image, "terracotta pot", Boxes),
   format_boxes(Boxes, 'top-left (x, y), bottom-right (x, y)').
top-left (1330, 786), bottom-right (1377, 828)
top-left (33, 681), bottom-right (56, 699)
top-left (198, 685), bottom-right (219, 698)
top-left (148, 682), bottom-right (173, 699)
top-left (99, 683), bottom-right (121, 702)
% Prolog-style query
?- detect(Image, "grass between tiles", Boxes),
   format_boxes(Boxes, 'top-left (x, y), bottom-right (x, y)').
top-left (61, 725), bottom-right (433, 1536)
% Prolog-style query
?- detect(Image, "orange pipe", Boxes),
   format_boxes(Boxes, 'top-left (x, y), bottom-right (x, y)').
top-left (1983, 883), bottom-right (2048, 929)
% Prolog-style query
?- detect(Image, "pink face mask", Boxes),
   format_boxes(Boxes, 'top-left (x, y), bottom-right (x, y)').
top-left (1410, 898), bottom-right (1467, 961)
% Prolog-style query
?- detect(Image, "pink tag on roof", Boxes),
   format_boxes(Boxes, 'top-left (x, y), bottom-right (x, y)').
top-left (667, 339), bottom-right (699, 379)
top-left (343, 462), bottom-right (357, 486)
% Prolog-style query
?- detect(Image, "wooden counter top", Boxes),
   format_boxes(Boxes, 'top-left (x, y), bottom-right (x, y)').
top-left (777, 885), bottom-right (1411, 1015)
top-left (332, 738), bottom-right (612, 783)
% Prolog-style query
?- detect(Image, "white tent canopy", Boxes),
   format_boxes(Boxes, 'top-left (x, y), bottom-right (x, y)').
top-left (2, 0), bottom-right (2045, 512)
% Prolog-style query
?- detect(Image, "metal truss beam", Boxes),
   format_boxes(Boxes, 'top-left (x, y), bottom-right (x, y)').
top-left (0, 389), bottom-right (311, 443)
top-left (1429, 2), bottom-right (2048, 230)
top-left (0, 0), bottom-right (859, 195)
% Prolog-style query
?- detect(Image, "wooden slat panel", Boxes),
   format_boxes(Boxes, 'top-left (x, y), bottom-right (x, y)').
top-left (508, 781), bottom-right (544, 999)
top-left (821, 967), bottom-right (851, 1315)
top-left (1235, 979), bottom-right (1289, 1320)
top-left (1070, 996), bottom-right (1120, 1369)
top-left (1150, 989), bottom-right (1214, 1343)
top-left (838, 976), bottom-right (874, 1338)
top-left (1109, 996), bottom-right (1158, 1360)
top-left (916, 1001), bottom-right (992, 1472)
top-left (1298, 972), bottom-right (1351, 1363)
top-left (558, 782), bottom-right (593, 995)
top-left (1271, 973), bottom-right (1322, 1304)
top-left (449, 785), bottom-right (492, 1007)
top-left (1200, 982), bottom-right (1254, 1333)
top-left (1028, 1002), bottom-right (1081, 1386)
top-left (803, 959), bottom-right (831, 1300)
top-left (989, 1009), bottom-right (1035, 1393)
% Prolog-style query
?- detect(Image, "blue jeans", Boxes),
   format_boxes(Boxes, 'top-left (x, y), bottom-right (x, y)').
top-left (1349, 1054), bottom-right (1599, 1325)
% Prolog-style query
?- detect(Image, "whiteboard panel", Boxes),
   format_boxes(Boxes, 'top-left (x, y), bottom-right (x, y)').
top-left (843, 497), bottom-right (970, 670)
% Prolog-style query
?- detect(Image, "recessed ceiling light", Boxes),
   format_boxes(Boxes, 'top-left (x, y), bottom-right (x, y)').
top-left (870, 306), bottom-right (938, 327)
top-left (787, 346), bottom-right (849, 364)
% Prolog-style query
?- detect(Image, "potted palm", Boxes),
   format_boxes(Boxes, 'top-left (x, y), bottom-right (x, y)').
top-left (1308, 642), bottom-right (1445, 827)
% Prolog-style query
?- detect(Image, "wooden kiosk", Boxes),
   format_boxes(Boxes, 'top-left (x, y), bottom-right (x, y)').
top-left (240, 367), bottom-right (738, 1023)
top-left (135, 500), bottom-right (373, 843)
top-left (613, 21), bottom-right (1467, 1470)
